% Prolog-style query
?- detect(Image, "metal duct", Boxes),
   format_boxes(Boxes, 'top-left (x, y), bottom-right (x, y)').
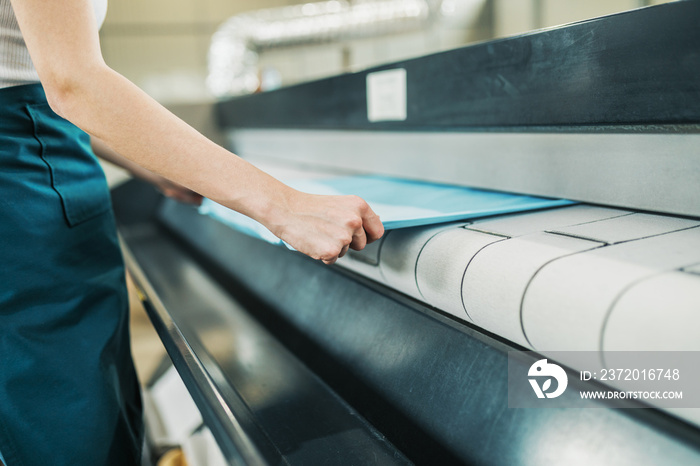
top-left (207, 0), bottom-right (483, 98)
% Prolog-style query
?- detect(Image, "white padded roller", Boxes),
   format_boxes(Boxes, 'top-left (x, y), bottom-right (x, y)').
top-left (603, 274), bottom-right (700, 430)
top-left (337, 237), bottom-right (386, 282)
top-left (522, 227), bottom-right (700, 358)
top-left (379, 223), bottom-right (465, 301)
top-left (549, 213), bottom-right (700, 244)
top-left (603, 272), bottom-right (700, 352)
top-left (462, 232), bottom-right (602, 347)
top-left (467, 205), bottom-right (629, 237)
top-left (416, 228), bottom-right (503, 319)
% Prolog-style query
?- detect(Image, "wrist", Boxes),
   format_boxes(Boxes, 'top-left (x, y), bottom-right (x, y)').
top-left (256, 183), bottom-right (297, 238)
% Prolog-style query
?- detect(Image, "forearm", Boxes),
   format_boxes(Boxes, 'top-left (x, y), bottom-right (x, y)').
top-left (54, 67), bottom-right (289, 226)
top-left (91, 134), bottom-right (155, 181)
top-left (91, 133), bottom-right (203, 205)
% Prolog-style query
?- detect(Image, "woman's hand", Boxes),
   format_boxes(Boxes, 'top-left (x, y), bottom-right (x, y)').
top-left (270, 190), bottom-right (384, 265)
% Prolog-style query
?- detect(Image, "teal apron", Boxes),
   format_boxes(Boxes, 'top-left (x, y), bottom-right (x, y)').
top-left (0, 84), bottom-right (143, 465)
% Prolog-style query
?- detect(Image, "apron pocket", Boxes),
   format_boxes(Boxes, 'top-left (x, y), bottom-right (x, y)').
top-left (26, 103), bottom-right (111, 227)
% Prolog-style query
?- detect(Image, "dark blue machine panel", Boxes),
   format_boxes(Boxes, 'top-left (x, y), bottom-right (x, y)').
top-left (216, 1), bottom-right (700, 131)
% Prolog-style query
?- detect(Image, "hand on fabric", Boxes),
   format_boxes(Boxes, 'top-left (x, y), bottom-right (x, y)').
top-left (270, 191), bottom-right (384, 265)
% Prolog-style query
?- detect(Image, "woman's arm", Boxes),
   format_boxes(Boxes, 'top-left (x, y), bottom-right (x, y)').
top-left (10, 0), bottom-right (383, 264)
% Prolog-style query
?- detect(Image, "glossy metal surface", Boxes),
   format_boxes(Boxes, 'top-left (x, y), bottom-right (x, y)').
top-left (216, 2), bottom-right (700, 129)
top-left (227, 129), bottom-right (700, 218)
top-left (121, 244), bottom-right (267, 466)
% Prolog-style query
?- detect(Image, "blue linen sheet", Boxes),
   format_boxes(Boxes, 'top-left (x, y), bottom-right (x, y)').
top-left (199, 175), bottom-right (574, 247)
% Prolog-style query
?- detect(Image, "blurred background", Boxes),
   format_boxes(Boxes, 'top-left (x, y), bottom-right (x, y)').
top-left (99, 0), bottom-right (672, 105)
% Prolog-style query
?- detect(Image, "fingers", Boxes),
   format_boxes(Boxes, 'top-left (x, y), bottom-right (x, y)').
top-left (349, 226), bottom-right (367, 251)
top-left (321, 243), bottom-right (347, 265)
top-left (318, 236), bottom-right (348, 265)
top-left (355, 199), bottom-right (384, 245)
top-left (362, 210), bottom-right (384, 244)
top-left (323, 234), bottom-right (349, 265)
top-left (344, 196), bottom-right (383, 252)
top-left (184, 193), bottom-right (204, 206)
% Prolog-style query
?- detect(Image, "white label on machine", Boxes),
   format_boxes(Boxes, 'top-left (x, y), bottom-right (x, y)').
top-left (366, 68), bottom-right (407, 122)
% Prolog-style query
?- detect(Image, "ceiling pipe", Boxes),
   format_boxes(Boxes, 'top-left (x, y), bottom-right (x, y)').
top-left (208, 0), bottom-right (484, 98)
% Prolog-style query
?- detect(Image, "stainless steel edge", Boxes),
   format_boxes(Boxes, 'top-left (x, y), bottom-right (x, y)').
top-left (228, 129), bottom-right (700, 219)
top-left (119, 236), bottom-right (272, 466)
